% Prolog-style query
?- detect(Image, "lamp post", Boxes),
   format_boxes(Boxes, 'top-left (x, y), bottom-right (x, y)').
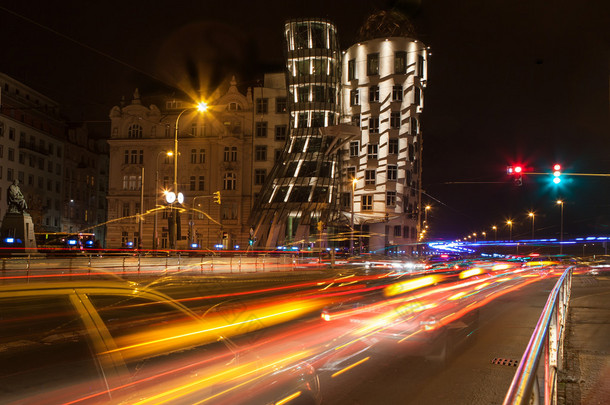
top-left (170, 102), bottom-right (207, 251)
top-left (482, 231), bottom-right (486, 240)
top-left (153, 151), bottom-right (172, 250)
top-left (492, 225), bottom-right (497, 242)
top-left (190, 195), bottom-right (208, 248)
top-left (138, 166), bottom-right (144, 250)
top-left (350, 177), bottom-right (357, 255)
top-left (507, 220), bottom-right (513, 242)
top-left (528, 212), bottom-right (535, 239)
top-left (557, 200), bottom-right (564, 254)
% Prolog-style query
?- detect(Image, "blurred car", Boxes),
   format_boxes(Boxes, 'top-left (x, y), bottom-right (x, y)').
top-left (0, 281), bottom-right (321, 404)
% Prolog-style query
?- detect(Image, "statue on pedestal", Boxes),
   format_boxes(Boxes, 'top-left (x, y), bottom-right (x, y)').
top-left (7, 180), bottom-right (27, 213)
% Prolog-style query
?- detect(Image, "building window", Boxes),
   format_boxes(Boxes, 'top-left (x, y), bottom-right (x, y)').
top-left (199, 149), bottom-right (205, 163)
top-left (369, 117), bottom-right (379, 134)
top-left (348, 59), bottom-right (356, 80)
top-left (351, 115), bottom-right (360, 127)
top-left (7, 168), bottom-right (13, 181)
top-left (311, 112), bottom-right (324, 127)
top-left (254, 169), bottom-right (266, 185)
top-left (390, 112), bottom-right (401, 129)
top-left (411, 117), bottom-right (418, 134)
top-left (350, 89), bottom-right (359, 106)
top-left (369, 85), bottom-right (379, 102)
top-left (347, 166), bottom-right (356, 180)
top-left (365, 170), bottom-right (376, 186)
top-left (298, 112), bottom-right (309, 128)
top-left (122, 203), bottom-right (130, 217)
top-left (230, 146), bottom-right (237, 161)
top-left (190, 176), bottom-right (196, 191)
top-left (392, 85), bottom-right (403, 101)
top-left (395, 51), bottom-right (407, 74)
top-left (414, 87), bottom-right (421, 106)
top-left (0, 145), bottom-right (3, 158)
top-left (367, 144), bottom-right (378, 160)
top-left (362, 195), bottom-right (373, 211)
top-left (387, 191), bottom-right (397, 206)
top-left (190, 149), bottom-right (197, 164)
top-left (255, 145), bottom-right (267, 161)
top-left (275, 125), bottom-right (287, 141)
top-left (198, 176), bottom-right (204, 191)
top-left (367, 53), bottom-right (379, 75)
top-left (128, 124), bottom-right (143, 138)
top-left (256, 122), bottom-right (268, 138)
top-left (388, 165), bottom-right (398, 181)
top-left (394, 225), bottom-right (402, 237)
top-left (9, 127), bottom-right (15, 140)
top-left (224, 147), bottom-right (230, 162)
top-left (276, 97), bottom-right (287, 113)
top-left (223, 172), bottom-right (236, 190)
top-left (389, 139), bottom-right (399, 154)
top-left (18, 152), bottom-right (24, 164)
top-left (8, 148), bottom-right (14, 162)
top-left (418, 54), bottom-right (425, 78)
top-left (256, 98), bottom-right (268, 114)
top-left (349, 141), bottom-right (359, 157)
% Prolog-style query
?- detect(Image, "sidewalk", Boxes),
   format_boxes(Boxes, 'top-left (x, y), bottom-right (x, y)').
top-left (559, 273), bottom-right (610, 405)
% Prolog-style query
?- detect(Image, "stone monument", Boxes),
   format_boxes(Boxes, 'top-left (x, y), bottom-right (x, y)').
top-left (1, 179), bottom-right (37, 253)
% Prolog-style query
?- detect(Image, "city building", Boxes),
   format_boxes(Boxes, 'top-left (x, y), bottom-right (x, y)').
top-left (250, 18), bottom-right (358, 249)
top-left (105, 76), bottom-right (288, 250)
top-left (0, 73), bottom-right (66, 233)
top-left (340, 11), bottom-right (427, 253)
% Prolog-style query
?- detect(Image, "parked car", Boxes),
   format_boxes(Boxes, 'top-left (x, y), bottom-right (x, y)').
top-left (0, 281), bottom-right (320, 404)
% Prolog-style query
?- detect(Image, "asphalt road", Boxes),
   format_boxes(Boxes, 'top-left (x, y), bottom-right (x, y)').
top-left (318, 277), bottom-right (558, 405)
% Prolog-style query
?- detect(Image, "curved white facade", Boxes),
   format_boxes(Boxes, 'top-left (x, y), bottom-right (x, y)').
top-left (341, 37), bottom-right (427, 253)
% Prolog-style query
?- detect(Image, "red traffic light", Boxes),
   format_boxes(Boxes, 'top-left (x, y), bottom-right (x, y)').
top-left (514, 166), bottom-right (523, 173)
top-left (553, 164), bottom-right (561, 171)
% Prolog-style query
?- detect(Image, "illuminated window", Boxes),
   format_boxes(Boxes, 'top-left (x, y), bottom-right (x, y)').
top-left (369, 85), bottom-right (379, 102)
top-left (389, 139), bottom-right (399, 154)
top-left (387, 191), bottom-right (397, 206)
top-left (392, 85), bottom-right (403, 101)
top-left (367, 144), bottom-right (378, 160)
top-left (388, 165), bottom-right (397, 181)
top-left (223, 172), bottom-right (236, 190)
top-left (369, 117), bottom-right (379, 134)
top-left (350, 89), bottom-right (359, 106)
top-left (256, 122), bottom-right (268, 137)
top-left (298, 112), bottom-right (309, 128)
top-left (367, 53), bottom-right (379, 76)
top-left (362, 195), bottom-right (373, 211)
top-left (298, 86), bottom-right (310, 103)
top-left (365, 170), bottom-right (376, 186)
top-left (348, 59), bottom-right (356, 80)
top-left (276, 97), bottom-right (287, 113)
top-left (395, 51), bottom-right (407, 74)
top-left (256, 98), bottom-right (268, 114)
top-left (349, 141), bottom-right (359, 157)
top-left (128, 124), bottom-right (143, 139)
top-left (390, 112), bottom-right (401, 129)
top-left (294, 23), bottom-right (308, 49)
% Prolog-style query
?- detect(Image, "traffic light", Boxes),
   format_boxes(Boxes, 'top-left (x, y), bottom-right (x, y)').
top-left (507, 165), bottom-right (523, 186)
top-left (552, 164), bottom-right (562, 184)
top-left (213, 191), bottom-right (221, 205)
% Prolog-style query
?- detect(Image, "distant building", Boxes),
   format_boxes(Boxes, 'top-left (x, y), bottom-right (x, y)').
top-left (0, 72), bottom-right (108, 242)
top-left (105, 76), bottom-right (288, 250)
top-left (341, 11), bottom-right (427, 253)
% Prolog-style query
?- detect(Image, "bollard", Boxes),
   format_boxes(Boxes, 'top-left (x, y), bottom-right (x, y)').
top-left (210, 256), bottom-right (214, 272)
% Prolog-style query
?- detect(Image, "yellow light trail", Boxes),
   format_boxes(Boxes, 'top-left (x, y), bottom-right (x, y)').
top-left (331, 356), bottom-right (370, 378)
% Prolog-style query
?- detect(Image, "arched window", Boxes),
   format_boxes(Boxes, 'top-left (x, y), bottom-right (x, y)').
top-left (128, 124), bottom-right (143, 138)
top-left (223, 172), bottom-right (236, 191)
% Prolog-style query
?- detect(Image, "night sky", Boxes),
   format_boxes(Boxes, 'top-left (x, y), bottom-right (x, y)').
top-left (1, 0), bottom-right (608, 240)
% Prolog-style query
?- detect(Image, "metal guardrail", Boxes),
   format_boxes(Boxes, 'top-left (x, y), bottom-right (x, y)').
top-left (503, 266), bottom-right (573, 405)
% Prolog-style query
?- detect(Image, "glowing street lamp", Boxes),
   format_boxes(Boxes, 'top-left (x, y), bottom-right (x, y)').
top-left (506, 220), bottom-right (513, 242)
top-left (528, 212), bottom-right (535, 239)
top-left (492, 225), bottom-right (497, 242)
top-left (170, 102), bottom-right (208, 250)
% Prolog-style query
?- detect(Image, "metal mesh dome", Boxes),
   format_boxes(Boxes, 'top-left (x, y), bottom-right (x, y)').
top-left (357, 10), bottom-right (417, 41)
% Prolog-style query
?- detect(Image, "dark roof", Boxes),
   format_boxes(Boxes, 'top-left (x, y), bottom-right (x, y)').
top-left (357, 10), bottom-right (417, 42)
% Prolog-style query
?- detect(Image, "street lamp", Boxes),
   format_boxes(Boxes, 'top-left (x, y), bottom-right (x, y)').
top-left (492, 225), bottom-right (497, 242)
top-left (528, 212), bottom-right (535, 239)
top-left (557, 200), bottom-right (564, 254)
top-left (482, 231), bottom-right (486, 240)
top-left (424, 205), bottom-right (431, 225)
top-left (170, 102), bottom-right (208, 251)
top-left (350, 177), bottom-right (357, 254)
top-left (153, 151), bottom-right (172, 250)
top-left (506, 220), bottom-right (513, 242)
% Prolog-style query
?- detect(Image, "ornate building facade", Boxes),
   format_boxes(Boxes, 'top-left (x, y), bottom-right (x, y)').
top-left (105, 75), bottom-right (288, 250)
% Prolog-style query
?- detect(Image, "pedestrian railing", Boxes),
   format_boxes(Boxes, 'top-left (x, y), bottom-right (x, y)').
top-left (503, 266), bottom-right (573, 405)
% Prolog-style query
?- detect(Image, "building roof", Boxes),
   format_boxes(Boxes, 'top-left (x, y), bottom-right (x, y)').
top-left (357, 10), bottom-right (417, 42)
